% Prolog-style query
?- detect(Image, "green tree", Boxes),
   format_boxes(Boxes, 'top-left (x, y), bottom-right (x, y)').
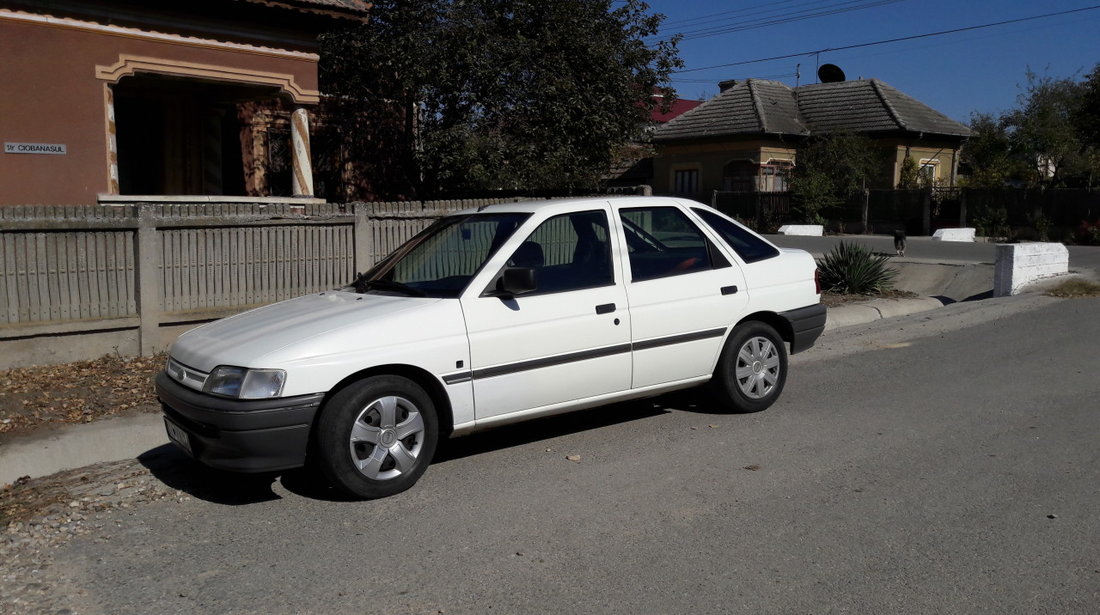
top-left (1071, 63), bottom-right (1100, 188)
top-left (788, 132), bottom-right (880, 224)
top-left (960, 112), bottom-right (1021, 188)
top-left (320, 0), bottom-right (681, 200)
top-left (896, 155), bottom-right (922, 189)
top-left (1003, 70), bottom-right (1085, 187)
top-left (1073, 63), bottom-right (1100, 148)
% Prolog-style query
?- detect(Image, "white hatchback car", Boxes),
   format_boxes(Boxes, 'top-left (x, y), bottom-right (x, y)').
top-left (157, 197), bottom-right (825, 498)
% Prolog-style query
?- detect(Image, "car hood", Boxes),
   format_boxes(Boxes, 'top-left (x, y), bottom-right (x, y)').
top-left (169, 291), bottom-right (444, 372)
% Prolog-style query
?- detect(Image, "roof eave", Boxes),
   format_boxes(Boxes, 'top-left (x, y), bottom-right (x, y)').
top-left (234, 0), bottom-right (372, 22)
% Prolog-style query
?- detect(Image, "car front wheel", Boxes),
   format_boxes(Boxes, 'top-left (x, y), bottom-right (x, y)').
top-left (711, 321), bottom-right (788, 413)
top-left (315, 375), bottom-right (438, 499)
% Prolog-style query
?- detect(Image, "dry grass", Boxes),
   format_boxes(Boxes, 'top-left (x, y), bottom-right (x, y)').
top-left (819, 289), bottom-right (918, 308)
top-left (1046, 279), bottom-right (1100, 298)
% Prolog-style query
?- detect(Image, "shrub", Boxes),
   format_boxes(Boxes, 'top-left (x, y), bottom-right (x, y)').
top-left (1075, 219), bottom-right (1100, 245)
top-left (816, 241), bottom-right (897, 295)
top-left (973, 207), bottom-right (1010, 239)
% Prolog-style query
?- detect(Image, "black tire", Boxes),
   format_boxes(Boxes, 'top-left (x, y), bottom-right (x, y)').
top-left (710, 321), bottom-right (788, 413)
top-left (315, 375), bottom-right (438, 499)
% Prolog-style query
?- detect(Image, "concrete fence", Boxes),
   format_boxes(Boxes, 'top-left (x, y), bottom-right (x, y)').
top-left (0, 199), bottom-right (523, 369)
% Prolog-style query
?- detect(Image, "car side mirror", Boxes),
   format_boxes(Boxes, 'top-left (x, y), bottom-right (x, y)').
top-left (493, 267), bottom-right (537, 298)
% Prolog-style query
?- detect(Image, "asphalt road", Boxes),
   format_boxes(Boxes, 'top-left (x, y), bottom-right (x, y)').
top-left (50, 293), bottom-right (1100, 614)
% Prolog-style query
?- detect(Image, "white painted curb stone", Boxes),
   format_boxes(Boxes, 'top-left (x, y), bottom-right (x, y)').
top-left (932, 228), bottom-right (976, 242)
top-left (778, 224), bottom-right (824, 236)
top-left (993, 242), bottom-right (1069, 297)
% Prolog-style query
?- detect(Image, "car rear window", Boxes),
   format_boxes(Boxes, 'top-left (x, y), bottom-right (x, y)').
top-left (693, 208), bottom-right (780, 264)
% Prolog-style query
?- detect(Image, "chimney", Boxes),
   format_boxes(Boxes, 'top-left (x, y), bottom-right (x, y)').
top-left (718, 79), bottom-right (738, 93)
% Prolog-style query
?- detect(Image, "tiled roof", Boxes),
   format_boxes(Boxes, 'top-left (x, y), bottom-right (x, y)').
top-left (650, 97), bottom-right (704, 123)
top-left (796, 80), bottom-right (970, 137)
top-left (654, 78), bottom-right (969, 142)
top-left (656, 79), bottom-right (809, 141)
top-left (752, 80), bottom-right (807, 135)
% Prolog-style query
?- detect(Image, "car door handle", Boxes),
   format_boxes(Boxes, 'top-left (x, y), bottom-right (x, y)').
top-left (721, 285), bottom-right (739, 295)
top-left (595, 303), bottom-right (616, 314)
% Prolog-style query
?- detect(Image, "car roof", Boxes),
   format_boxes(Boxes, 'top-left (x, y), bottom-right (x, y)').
top-left (449, 195), bottom-right (709, 216)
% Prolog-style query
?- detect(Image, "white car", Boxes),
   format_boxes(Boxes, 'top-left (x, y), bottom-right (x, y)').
top-left (156, 196), bottom-right (825, 498)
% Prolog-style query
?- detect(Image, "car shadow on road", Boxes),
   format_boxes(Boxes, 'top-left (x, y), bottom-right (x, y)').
top-left (138, 444), bottom-right (286, 505)
top-left (138, 389), bottom-right (727, 504)
top-left (432, 397), bottom-right (671, 464)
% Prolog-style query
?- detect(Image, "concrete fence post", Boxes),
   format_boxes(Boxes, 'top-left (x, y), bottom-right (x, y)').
top-left (135, 204), bottom-right (162, 356)
top-left (959, 190), bottom-right (967, 228)
top-left (352, 202), bottom-right (374, 275)
top-left (922, 190), bottom-right (931, 236)
top-left (861, 188), bottom-right (870, 234)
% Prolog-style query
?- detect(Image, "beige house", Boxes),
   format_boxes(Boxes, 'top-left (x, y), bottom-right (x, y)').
top-left (0, 0), bottom-right (369, 206)
top-left (652, 78), bottom-right (971, 200)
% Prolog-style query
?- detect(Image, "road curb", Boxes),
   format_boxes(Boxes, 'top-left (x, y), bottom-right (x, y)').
top-left (824, 297), bottom-right (946, 331)
top-left (0, 412), bottom-right (168, 486)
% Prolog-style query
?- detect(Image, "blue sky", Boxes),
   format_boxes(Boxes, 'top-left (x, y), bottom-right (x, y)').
top-left (641, 0), bottom-right (1100, 123)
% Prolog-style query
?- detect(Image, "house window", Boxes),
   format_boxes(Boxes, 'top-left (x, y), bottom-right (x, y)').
top-left (919, 159), bottom-right (939, 185)
top-left (113, 75), bottom-right (293, 197)
top-left (673, 169), bottom-right (699, 196)
top-left (760, 161), bottom-right (792, 192)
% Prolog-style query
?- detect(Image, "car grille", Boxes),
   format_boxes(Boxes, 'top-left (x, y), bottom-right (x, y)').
top-left (166, 357), bottom-right (208, 392)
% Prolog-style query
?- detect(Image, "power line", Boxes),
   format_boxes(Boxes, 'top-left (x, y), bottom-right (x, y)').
top-left (659, 0), bottom-right (807, 28)
top-left (660, 0), bottom-right (877, 31)
top-left (669, 0), bottom-right (905, 42)
top-left (672, 72), bottom-right (799, 85)
top-left (673, 5), bottom-right (1100, 74)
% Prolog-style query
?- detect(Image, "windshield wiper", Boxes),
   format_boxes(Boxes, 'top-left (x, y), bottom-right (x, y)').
top-left (354, 278), bottom-right (427, 297)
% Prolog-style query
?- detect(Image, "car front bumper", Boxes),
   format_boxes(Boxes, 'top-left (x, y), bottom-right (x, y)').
top-left (155, 371), bottom-right (325, 473)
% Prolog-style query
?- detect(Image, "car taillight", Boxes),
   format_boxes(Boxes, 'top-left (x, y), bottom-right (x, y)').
top-left (814, 267), bottom-right (821, 294)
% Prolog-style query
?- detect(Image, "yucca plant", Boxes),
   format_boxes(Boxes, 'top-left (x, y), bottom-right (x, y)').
top-left (816, 241), bottom-right (897, 295)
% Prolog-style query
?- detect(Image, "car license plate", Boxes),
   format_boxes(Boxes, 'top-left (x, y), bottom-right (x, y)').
top-left (164, 417), bottom-right (193, 455)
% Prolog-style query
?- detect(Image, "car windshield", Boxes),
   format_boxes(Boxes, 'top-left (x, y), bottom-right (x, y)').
top-left (352, 212), bottom-right (531, 298)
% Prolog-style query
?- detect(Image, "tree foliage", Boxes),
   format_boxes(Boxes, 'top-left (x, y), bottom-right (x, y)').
top-left (896, 155), bottom-right (920, 189)
top-left (965, 67), bottom-right (1100, 189)
top-left (1002, 70), bottom-right (1085, 187)
top-left (960, 112), bottom-right (1023, 188)
top-left (788, 132), bottom-right (881, 224)
top-left (1076, 64), bottom-right (1100, 148)
top-left (319, 0), bottom-right (681, 200)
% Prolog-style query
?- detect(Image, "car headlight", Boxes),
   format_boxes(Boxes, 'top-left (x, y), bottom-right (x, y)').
top-left (204, 366), bottom-right (286, 399)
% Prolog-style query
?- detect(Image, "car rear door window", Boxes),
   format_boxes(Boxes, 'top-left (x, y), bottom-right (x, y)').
top-left (620, 206), bottom-right (728, 281)
top-left (692, 208), bottom-right (780, 264)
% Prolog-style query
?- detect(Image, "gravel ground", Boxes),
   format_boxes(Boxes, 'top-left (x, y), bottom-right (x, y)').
top-left (1, 458), bottom-right (193, 615)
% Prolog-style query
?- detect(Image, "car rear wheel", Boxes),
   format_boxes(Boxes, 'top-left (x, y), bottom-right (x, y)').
top-left (316, 375), bottom-right (438, 499)
top-left (710, 321), bottom-right (788, 413)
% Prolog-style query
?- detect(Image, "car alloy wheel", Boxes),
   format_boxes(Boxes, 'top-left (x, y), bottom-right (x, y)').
top-left (735, 335), bottom-right (781, 400)
top-left (348, 395), bottom-right (426, 480)
top-left (316, 375), bottom-right (439, 499)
